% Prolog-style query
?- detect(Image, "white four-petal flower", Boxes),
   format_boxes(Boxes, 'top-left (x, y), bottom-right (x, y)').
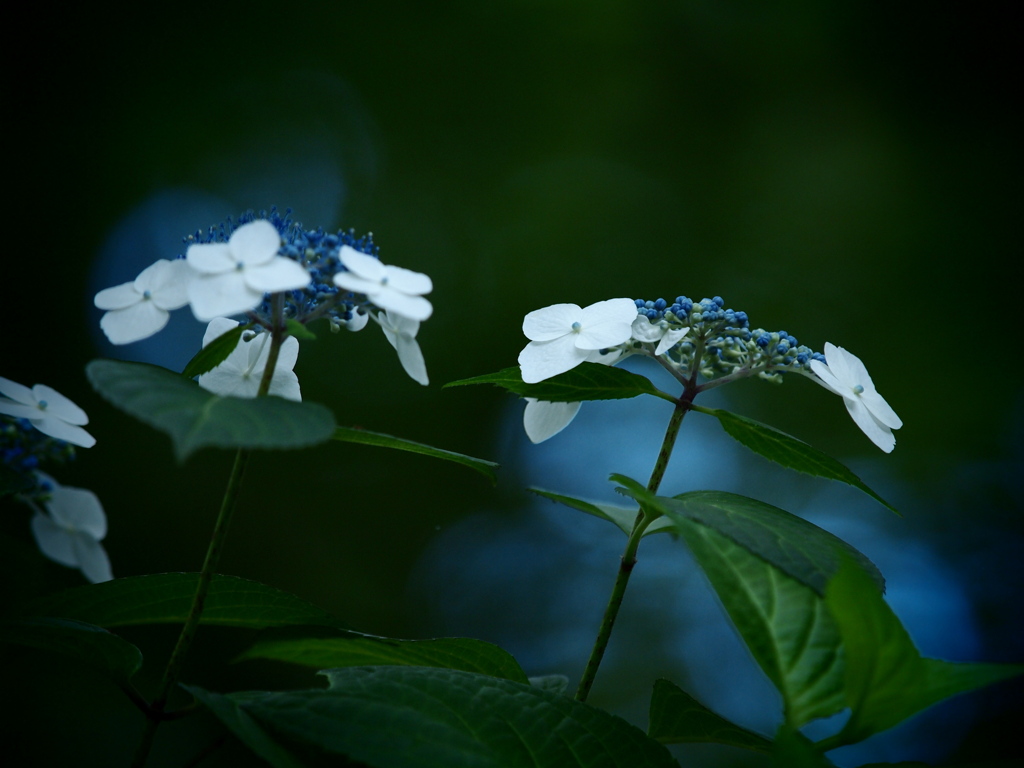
top-left (810, 342), bottom-right (903, 453)
top-left (94, 258), bottom-right (194, 344)
top-left (30, 474), bottom-right (112, 583)
top-left (0, 377), bottom-right (96, 448)
top-left (518, 298), bottom-right (637, 384)
top-left (187, 220), bottom-right (310, 321)
top-left (197, 318), bottom-right (302, 401)
top-left (376, 310), bottom-right (429, 386)
top-left (333, 246), bottom-right (433, 321)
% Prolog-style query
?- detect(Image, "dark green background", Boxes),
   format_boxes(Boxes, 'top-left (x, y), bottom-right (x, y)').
top-left (2, 2), bottom-right (1020, 765)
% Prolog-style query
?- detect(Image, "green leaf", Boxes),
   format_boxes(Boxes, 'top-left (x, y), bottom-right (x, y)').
top-left (771, 725), bottom-right (837, 768)
top-left (529, 488), bottom-right (674, 538)
top-left (180, 323), bottom-right (251, 380)
top-left (333, 426), bottom-right (498, 484)
top-left (445, 363), bottom-right (674, 403)
top-left (823, 560), bottom-right (1024, 748)
top-left (186, 686), bottom-right (306, 768)
top-left (672, 522), bottom-right (847, 728)
top-left (529, 675), bottom-right (569, 695)
top-left (18, 573), bottom-right (345, 629)
top-left (199, 666), bottom-right (679, 768)
top-left (0, 616), bottom-right (142, 689)
top-left (238, 626), bottom-right (528, 683)
top-left (647, 678), bottom-right (772, 752)
top-left (612, 480), bottom-right (884, 595)
top-left (87, 359), bottom-right (337, 460)
top-left (285, 319), bottom-right (317, 340)
top-left (693, 407), bottom-right (898, 515)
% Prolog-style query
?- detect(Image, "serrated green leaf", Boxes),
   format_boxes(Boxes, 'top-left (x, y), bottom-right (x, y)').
top-left (823, 560), bottom-right (1024, 748)
top-left (87, 359), bottom-right (336, 460)
top-left (612, 480), bottom-right (884, 595)
top-left (202, 666), bottom-right (679, 768)
top-left (285, 319), bottom-right (316, 340)
top-left (445, 363), bottom-right (674, 403)
top-left (180, 323), bottom-right (251, 380)
top-left (0, 616), bottom-right (142, 688)
top-left (693, 407), bottom-right (898, 515)
top-left (17, 573), bottom-right (345, 629)
top-left (674, 523), bottom-right (847, 727)
top-left (238, 626), bottom-right (528, 683)
top-left (529, 675), bottom-right (569, 695)
top-left (333, 427), bottom-right (498, 483)
top-left (647, 678), bottom-right (772, 751)
top-left (529, 488), bottom-right (674, 538)
top-left (186, 686), bottom-right (306, 768)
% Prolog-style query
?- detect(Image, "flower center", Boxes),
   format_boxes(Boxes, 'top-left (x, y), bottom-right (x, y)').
top-left (571, 321), bottom-right (582, 333)
top-left (37, 400), bottom-right (48, 410)
top-left (142, 290), bottom-right (152, 300)
top-left (235, 262), bottom-right (245, 271)
top-left (853, 384), bottom-right (864, 395)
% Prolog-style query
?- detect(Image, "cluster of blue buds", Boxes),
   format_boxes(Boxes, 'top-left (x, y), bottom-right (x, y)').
top-left (181, 207), bottom-right (379, 331)
top-left (1, 418), bottom-right (73, 499)
top-left (632, 294), bottom-right (826, 383)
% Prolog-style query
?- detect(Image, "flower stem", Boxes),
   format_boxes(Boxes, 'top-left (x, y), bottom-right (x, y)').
top-left (130, 446), bottom-right (251, 767)
top-left (574, 396), bottom-right (691, 702)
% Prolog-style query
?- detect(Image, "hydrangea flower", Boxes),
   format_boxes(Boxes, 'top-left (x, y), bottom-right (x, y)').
top-left (523, 398), bottom-right (583, 443)
top-left (810, 342), bottom-right (902, 453)
top-left (30, 474), bottom-right (112, 583)
top-left (94, 259), bottom-right (193, 344)
top-left (376, 310), bottom-right (429, 386)
top-left (197, 319), bottom-right (301, 401)
top-left (0, 377), bottom-right (96, 448)
top-left (187, 219), bottom-right (311, 321)
top-left (518, 298), bottom-right (637, 384)
top-left (332, 246), bottom-right (433, 322)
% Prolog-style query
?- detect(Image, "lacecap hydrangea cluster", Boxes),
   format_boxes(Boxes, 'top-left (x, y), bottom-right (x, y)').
top-left (1, 419), bottom-right (74, 499)
top-left (632, 295), bottom-right (826, 382)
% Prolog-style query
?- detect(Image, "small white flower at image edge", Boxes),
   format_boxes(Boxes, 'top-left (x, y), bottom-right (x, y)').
top-left (94, 258), bottom-right (193, 345)
top-left (810, 342), bottom-right (903, 453)
top-left (30, 475), bottom-right (112, 583)
top-left (518, 298), bottom-right (637, 384)
top-left (333, 246), bottom-right (433, 322)
top-left (0, 377), bottom-right (96, 448)
top-left (186, 219), bottom-right (311, 321)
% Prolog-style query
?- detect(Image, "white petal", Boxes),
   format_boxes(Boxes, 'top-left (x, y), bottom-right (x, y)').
top-left (272, 335), bottom-right (301, 373)
top-left (32, 385), bottom-right (88, 425)
top-left (518, 335), bottom-right (589, 383)
top-left (228, 220), bottom-right (282, 266)
top-left (73, 536), bottom-right (113, 583)
top-left (523, 303), bottom-right (582, 341)
top-left (372, 289), bottom-right (433, 321)
top-left (0, 377), bottom-right (37, 405)
top-left (822, 342), bottom-right (856, 387)
top-left (30, 417), bottom-right (96, 448)
top-left (198, 366), bottom-right (260, 398)
top-left (94, 282), bottom-right (141, 310)
top-left (844, 396), bottom-right (896, 453)
top-left (344, 310), bottom-right (369, 331)
top-left (576, 298), bottom-right (638, 349)
top-left (187, 242), bottom-right (236, 274)
top-left (188, 273), bottom-right (263, 321)
top-left (100, 301), bottom-right (171, 345)
top-left (809, 360), bottom-right (845, 396)
top-left (334, 272), bottom-right (384, 295)
top-left (381, 310), bottom-right (421, 338)
top-left (244, 257), bottom-right (310, 293)
top-left (860, 390), bottom-right (903, 430)
top-left (46, 485), bottom-right (106, 539)
top-left (382, 264), bottom-right (432, 296)
top-left (523, 399), bottom-right (582, 443)
top-left (394, 335), bottom-right (429, 386)
top-left (655, 327), bottom-right (690, 356)
top-left (31, 513), bottom-right (77, 567)
top-left (145, 259), bottom-right (193, 309)
top-left (339, 246), bottom-right (387, 282)
top-left (630, 316), bottom-right (662, 343)
top-left (202, 317), bottom-right (240, 347)
top-left (0, 400), bottom-right (37, 419)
